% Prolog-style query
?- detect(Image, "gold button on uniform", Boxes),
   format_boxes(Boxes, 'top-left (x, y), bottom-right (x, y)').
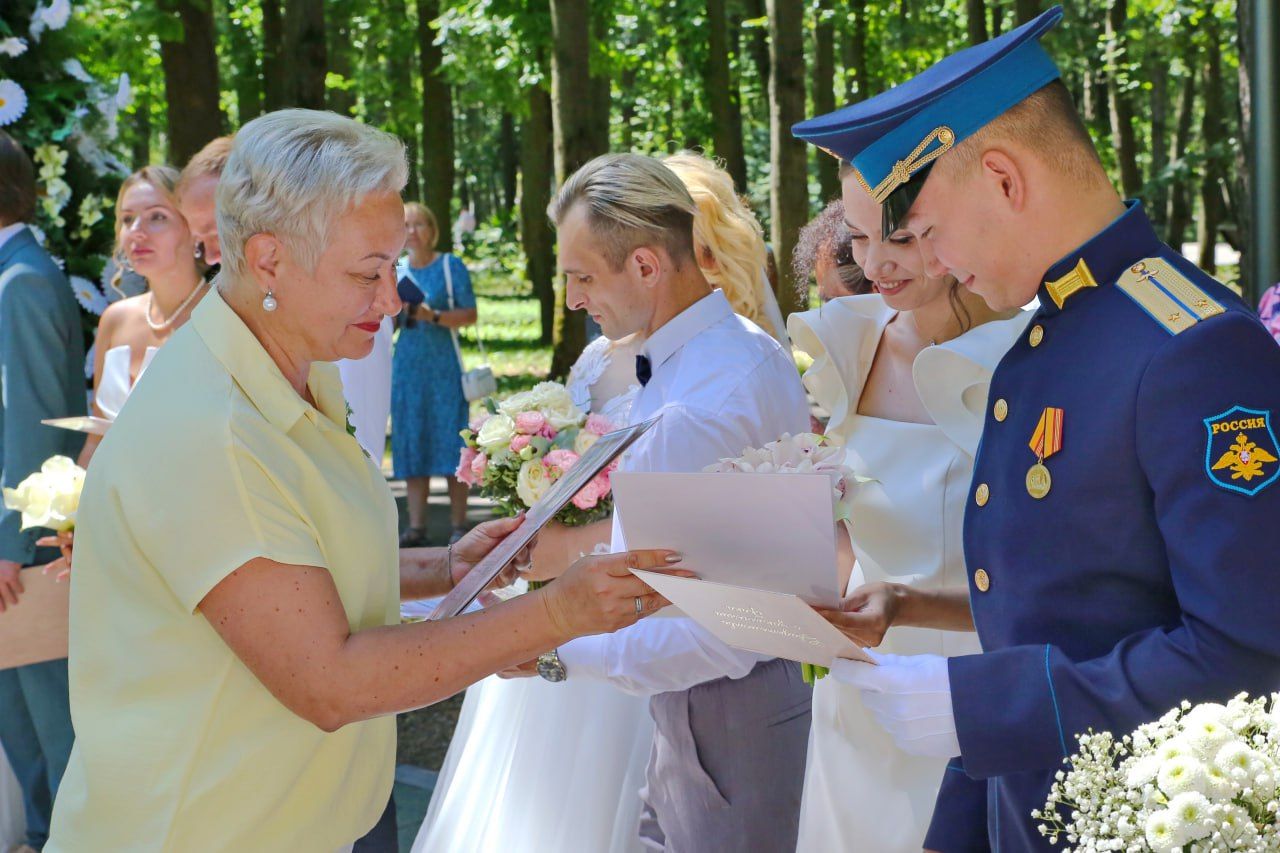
top-left (975, 483), bottom-right (990, 506)
top-left (1029, 324), bottom-right (1044, 347)
top-left (974, 569), bottom-right (990, 592)
top-left (993, 399), bottom-right (1008, 422)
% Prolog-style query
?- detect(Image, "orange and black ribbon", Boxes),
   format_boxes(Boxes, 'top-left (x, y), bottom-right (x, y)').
top-left (1029, 407), bottom-right (1064, 462)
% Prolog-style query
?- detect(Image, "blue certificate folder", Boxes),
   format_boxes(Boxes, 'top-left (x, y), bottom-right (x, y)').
top-left (397, 275), bottom-right (424, 305)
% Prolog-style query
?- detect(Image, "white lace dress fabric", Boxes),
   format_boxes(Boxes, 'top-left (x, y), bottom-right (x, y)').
top-left (412, 335), bottom-right (653, 853)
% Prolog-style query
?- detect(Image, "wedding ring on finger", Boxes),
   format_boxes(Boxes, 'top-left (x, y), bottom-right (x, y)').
top-left (634, 596), bottom-right (644, 616)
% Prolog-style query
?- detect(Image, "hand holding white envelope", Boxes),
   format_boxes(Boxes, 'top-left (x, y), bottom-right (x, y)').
top-left (830, 651), bottom-right (960, 758)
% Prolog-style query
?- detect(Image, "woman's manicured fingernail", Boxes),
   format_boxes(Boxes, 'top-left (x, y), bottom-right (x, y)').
top-left (665, 553), bottom-right (683, 564)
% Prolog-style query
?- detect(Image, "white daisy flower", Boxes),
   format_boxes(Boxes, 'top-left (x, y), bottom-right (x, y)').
top-left (70, 275), bottom-right (108, 315)
top-left (1166, 791), bottom-right (1212, 843)
top-left (1144, 809), bottom-right (1180, 853)
top-left (0, 38), bottom-right (28, 57)
top-left (62, 58), bottom-right (93, 83)
top-left (0, 79), bottom-right (29, 126)
top-left (1158, 756), bottom-right (1209, 797)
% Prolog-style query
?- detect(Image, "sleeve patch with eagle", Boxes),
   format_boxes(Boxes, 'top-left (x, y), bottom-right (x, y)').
top-left (1204, 406), bottom-right (1280, 496)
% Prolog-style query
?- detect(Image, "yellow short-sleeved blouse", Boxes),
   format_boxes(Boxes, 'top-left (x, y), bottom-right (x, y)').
top-left (47, 290), bottom-right (400, 852)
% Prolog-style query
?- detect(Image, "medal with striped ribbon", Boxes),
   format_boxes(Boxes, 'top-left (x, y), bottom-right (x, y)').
top-left (1026, 407), bottom-right (1064, 499)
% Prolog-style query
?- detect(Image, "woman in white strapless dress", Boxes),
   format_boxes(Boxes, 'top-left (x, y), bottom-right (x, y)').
top-left (788, 179), bottom-right (1028, 853)
top-left (413, 332), bottom-right (652, 853)
top-left (78, 166), bottom-right (207, 469)
top-left (415, 153), bottom-right (788, 853)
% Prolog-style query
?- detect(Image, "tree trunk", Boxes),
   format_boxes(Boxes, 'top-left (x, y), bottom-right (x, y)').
top-left (262, 0), bottom-right (287, 112)
top-left (813, 0), bottom-right (839, 201)
top-left (1148, 65), bottom-right (1169, 234)
top-left (966, 0), bottom-right (988, 45)
top-left (1166, 66), bottom-right (1197, 248)
top-left (284, 0), bottom-right (327, 109)
top-left (1014, 0), bottom-right (1039, 25)
top-left (227, 11), bottom-right (262, 122)
top-left (990, 2), bottom-right (1004, 37)
top-left (383, 0), bottom-right (419, 199)
top-left (1105, 0), bottom-right (1141, 198)
top-left (707, 0), bottom-right (748, 189)
top-left (549, 0), bottom-right (601, 378)
top-left (158, 0), bottom-right (224, 165)
top-left (619, 65), bottom-right (637, 150)
top-left (499, 112), bottom-right (519, 216)
top-left (1198, 23), bottom-right (1224, 274)
top-left (743, 0), bottom-right (772, 98)
top-left (843, 0), bottom-right (870, 100)
top-left (326, 6), bottom-right (356, 115)
top-left (521, 82), bottom-right (556, 344)
top-left (417, 0), bottom-right (454, 246)
top-left (766, 0), bottom-right (808, 320)
top-left (589, 8), bottom-right (611, 155)
top-left (131, 94), bottom-right (151, 169)
top-left (1234, 0), bottom-right (1254, 300)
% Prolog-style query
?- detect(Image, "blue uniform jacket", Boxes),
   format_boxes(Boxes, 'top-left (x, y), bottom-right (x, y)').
top-left (942, 202), bottom-right (1280, 850)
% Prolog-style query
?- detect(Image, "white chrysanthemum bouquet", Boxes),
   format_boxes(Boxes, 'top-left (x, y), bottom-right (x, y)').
top-left (2, 455), bottom-right (86, 532)
top-left (1034, 693), bottom-right (1280, 852)
top-left (456, 381), bottom-right (619, 527)
top-left (705, 432), bottom-right (863, 683)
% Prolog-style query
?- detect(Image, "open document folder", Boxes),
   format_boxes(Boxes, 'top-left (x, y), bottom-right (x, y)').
top-left (429, 415), bottom-right (661, 621)
top-left (611, 472), bottom-right (872, 667)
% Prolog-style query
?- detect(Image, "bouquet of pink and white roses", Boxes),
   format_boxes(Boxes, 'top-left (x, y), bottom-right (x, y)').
top-left (457, 381), bottom-right (619, 527)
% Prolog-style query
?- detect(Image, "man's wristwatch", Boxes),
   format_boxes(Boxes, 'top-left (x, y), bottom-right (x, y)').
top-left (430, 309), bottom-right (441, 324)
top-left (536, 649), bottom-right (567, 683)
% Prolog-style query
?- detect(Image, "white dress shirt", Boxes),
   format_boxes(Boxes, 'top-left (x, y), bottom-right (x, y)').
top-left (558, 289), bottom-right (809, 695)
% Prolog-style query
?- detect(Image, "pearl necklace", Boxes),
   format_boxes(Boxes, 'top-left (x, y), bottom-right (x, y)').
top-left (145, 281), bottom-right (207, 331)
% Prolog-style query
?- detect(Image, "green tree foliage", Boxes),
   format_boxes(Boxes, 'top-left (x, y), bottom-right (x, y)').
top-left (54, 0), bottom-right (1255, 359)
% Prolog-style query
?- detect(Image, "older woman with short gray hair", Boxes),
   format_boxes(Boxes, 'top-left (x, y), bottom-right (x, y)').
top-left (46, 110), bottom-right (680, 852)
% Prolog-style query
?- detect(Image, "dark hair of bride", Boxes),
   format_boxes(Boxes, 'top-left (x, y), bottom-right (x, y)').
top-left (880, 161), bottom-right (934, 238)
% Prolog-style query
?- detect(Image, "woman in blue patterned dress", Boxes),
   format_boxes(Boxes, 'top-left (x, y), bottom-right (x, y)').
top-left (391, 202), bottom-right (477, 546)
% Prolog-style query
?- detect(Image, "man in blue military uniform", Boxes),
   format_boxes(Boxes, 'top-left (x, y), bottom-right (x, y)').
top-left (794, 7), bottom-right (1280, 851)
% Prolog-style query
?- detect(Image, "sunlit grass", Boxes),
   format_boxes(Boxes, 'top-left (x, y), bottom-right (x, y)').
top-left (458, 270), bottom-right (549, 404)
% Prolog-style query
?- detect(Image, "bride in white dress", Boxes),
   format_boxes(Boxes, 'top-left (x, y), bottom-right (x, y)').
top-left (415, 153), bottom-right (790, 853)
top-left (788, 181), bottom-right (1028, 852)
top-left (79, 166), bottom-right (208, 469)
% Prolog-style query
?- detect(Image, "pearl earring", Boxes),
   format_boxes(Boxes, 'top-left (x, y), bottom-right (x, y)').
top-left (262, 290), bottom-right (278, 312)
top-left (194, 242), bottom-right (204, 260)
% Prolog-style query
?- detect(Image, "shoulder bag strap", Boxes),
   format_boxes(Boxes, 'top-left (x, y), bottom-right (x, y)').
top-left (441, 253), bottom-right (488, 366)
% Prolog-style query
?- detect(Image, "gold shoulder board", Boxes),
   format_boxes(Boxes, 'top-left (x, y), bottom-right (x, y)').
top-left (1115, 257), bottom-right (1226, 335)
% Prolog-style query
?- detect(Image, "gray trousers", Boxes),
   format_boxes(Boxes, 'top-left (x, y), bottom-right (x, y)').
top-left (640, 658), bottom-right (812, 852)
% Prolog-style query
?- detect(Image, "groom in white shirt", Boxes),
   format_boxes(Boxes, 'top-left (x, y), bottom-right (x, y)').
top-left (522, 154), bottom-right (812, 851)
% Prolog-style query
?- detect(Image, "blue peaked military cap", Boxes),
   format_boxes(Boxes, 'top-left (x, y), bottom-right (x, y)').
top-left (793, 5), bottom-right (1064, 233)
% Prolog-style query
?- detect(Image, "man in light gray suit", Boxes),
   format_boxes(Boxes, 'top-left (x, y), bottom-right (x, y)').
top-left (0, 130), bottom-right (85, 853)
top-left (513, 154), bottom-right (813, 851)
